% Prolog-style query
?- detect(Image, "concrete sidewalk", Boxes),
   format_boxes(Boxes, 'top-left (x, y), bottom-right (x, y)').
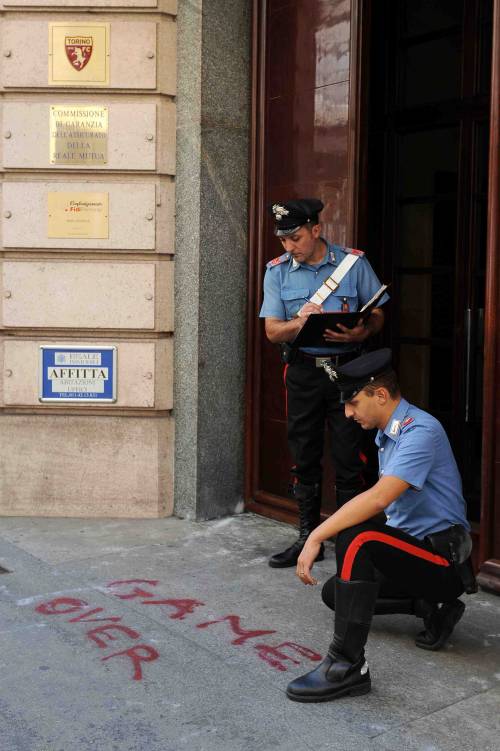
top-left (0, 513), bottom-right (499, 751)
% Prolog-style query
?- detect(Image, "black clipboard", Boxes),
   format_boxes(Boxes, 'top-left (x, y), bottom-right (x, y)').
top-left (292, 284), bottom-right (389, 348)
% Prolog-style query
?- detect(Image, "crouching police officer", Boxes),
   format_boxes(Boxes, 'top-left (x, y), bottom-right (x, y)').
top-left (287, 349), bottom-right (476, 703)
top-left (260, 199), bottom-right (389, 569)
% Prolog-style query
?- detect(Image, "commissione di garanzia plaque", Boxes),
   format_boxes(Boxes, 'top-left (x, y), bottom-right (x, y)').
top-left (48, 23), bottom-right (110, 86)
top-left (50, 105), bottom-right (108, 165)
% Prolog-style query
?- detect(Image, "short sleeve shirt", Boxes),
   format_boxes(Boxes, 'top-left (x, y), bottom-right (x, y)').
top-left (377, 398), bottom-right (470, 539)
top-left (259, 240), bottom-right (389, 355)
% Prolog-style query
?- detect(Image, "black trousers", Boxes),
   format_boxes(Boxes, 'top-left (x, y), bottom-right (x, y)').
top-left (323, 521), bottom-right (464, 604)
top-left (285, 361), bottom-right (365, 493)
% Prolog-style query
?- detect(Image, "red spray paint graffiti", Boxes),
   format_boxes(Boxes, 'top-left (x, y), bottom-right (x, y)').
top-left (35, 596), bottom-right (159, 681)
top-left (33, 579), bottom-right (321, 681)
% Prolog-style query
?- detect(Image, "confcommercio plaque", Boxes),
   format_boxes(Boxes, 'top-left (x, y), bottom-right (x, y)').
top-left (48, 191), bottom-right (109, 239)
top-left (50, 105), bottom-right (108, 165)
top-left (48, 23), bottom-right (110, 86)
top-left (39, 346), bottom-right (117, 403)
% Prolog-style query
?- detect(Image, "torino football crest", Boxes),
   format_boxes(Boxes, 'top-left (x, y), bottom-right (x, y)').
top-left (48, 23), bottom-right (110, 86)
top-left (65, 36), bottom-right (93, 71)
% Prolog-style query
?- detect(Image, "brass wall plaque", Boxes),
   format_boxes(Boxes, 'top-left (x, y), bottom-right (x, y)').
top-left (50, 105), bottom-right (108, 165)
top-left (48, 23), bottom-right (110, 86)
top-left (48, 192), bottom-right (109, 239)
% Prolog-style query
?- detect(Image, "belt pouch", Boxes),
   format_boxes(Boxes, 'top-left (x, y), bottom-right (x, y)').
top-left (280, 342), bottom-right (297, 364)
top-left (424, 525), bottom-right (478, 594)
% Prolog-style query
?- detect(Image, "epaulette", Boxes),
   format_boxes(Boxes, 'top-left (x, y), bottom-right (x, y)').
top-left (266, 252), bottom-right (290, 269)
top-left (389, 416), bottom-right (414, 437)
top-left (346, 247), bottom-right (365, 257)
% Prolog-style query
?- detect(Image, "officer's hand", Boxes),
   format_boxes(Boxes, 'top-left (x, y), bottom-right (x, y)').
top-left (298, 302), bottom-right (324, 318)
top-left (296, 541), bottom-right (319, 586)
top-left (323, 318), bottom-right (368, 343)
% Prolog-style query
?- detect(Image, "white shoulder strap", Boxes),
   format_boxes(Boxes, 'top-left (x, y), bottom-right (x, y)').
top-left (308, 252), bottom-right (361, 306)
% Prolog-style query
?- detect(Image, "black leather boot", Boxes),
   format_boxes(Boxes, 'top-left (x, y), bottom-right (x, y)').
top-left (268, 482), bottom-right (324, 568)
top-left (415, 599), bottom-right (465, 650)
top-left (286, 577), bottom-right (379, 702)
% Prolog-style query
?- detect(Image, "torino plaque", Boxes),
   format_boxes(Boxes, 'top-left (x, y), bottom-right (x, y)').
top-left (48, 23), bottom-right (110, 86)
top-left (39, 345), bottom-right (117, 403)
top-left (48, 191), bottom-right (109, 239)
top-left (50, 105), bottom-right (108, 165)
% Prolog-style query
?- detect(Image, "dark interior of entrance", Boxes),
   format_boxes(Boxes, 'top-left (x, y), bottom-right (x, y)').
top-left (365, 0), bottom-right (492, 523)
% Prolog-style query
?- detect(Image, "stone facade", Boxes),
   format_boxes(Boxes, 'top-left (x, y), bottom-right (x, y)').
top-left (0, 0), bottom-right (250, 520)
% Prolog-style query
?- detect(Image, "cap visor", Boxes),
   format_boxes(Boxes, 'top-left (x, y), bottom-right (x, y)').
top-left (339, 388), bottom-right (359, 404)
top-left (274, 224), bottom-right (302, 237)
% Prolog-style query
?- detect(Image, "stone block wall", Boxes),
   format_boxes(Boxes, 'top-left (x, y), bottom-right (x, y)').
top-left (0, 0), bottom-right (177, 516)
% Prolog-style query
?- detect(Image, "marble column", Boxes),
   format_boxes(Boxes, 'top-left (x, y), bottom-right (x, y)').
top-left (174, 0), bottom-right (251, 519)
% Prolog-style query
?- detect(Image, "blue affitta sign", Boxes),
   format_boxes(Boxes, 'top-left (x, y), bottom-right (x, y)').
top-left (39, 345), bottom-right (117, 403)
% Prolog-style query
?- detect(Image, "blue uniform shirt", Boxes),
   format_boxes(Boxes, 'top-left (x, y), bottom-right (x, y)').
top-left (259, 240), bottom-right (389, 354)
top-left (377, 398), bottom-right (470, 539)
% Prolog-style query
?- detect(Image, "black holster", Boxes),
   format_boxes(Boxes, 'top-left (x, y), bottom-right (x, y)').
top-left (424, 524), bottom-right (478, 594)
top-left (280, 342), bottom-right (297, 364)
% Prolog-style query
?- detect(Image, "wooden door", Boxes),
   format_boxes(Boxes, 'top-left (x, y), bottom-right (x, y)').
top-left (478, 0), bottom-right (500, 592)
top-left (246, 0), bottom-right (363, 522)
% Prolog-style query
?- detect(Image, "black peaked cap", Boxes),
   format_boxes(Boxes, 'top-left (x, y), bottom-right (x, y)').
top-left (268, 198), bottom-right (324, 236)
top-left (334, 348), bottom-right (393, 403)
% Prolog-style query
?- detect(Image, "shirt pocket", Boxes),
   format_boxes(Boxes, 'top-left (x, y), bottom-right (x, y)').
top-left (281, 287), bottom-right (309, 319)
top-left (326, 279), bottom-right (359, 312)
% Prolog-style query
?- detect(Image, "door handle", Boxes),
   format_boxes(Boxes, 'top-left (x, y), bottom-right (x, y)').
top-left (464, 308), bottom-right (473, 423)
top-left (464, 308), bottom-right (484, 423)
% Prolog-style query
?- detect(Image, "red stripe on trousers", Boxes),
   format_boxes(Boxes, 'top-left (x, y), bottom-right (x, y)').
top-left (283, 364), bottom-right (289, 417)
top-left (340, 531), bottom-right (450, 581)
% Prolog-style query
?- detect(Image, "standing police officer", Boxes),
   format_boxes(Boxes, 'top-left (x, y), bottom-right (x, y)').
top-left (287, 349), bottom-right (475, 703)
top-left (260, 199), bottom-right (389, 568)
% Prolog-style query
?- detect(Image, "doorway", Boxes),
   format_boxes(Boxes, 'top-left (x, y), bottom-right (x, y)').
top-left (364, 0), bottom-right (492, 524)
